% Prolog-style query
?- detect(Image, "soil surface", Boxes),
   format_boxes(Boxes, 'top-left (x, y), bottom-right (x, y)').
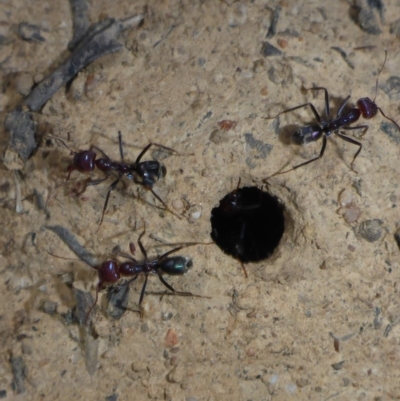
top-left (1, 1), bottom-right (400, 400)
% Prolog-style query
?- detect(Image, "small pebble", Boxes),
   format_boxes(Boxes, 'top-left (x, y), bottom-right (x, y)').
top-left (277, 38), bottom-right (288, 48)
top-left (358, 219), bottom-right (383, 242)
top-left (191, 210), bottom-right (202, 219)
top-left (33, 73), bottom-right (44, 84)
top-left (165, 328), bottom-right (179, 348)
top-left (15, 73), bottom-right (34, 97)
top-left (42, 300), bottom-right (57, 315)
top-left (172, 199), bottom-right (184, 211)
top-left (18, 22), bottom-right (45, 42)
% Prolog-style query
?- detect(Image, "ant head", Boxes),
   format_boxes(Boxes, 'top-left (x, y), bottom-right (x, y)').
top-left (356, 98), bottom-right (378, 120)
top-left (135, 160), bottom-right (166, 188)
top-left (69, 150), bottom-right (97, 174)
top-left (95, 259), bottom-right (120, 287)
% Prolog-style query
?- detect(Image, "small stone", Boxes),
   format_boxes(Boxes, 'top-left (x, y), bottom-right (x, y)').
top-left (161, 312), bottom-right (173, 321)
top-left (33, 74), bottom-right (44, 84)
top-left (69, 73), bottom-right (86, 101)
top-left (165, 328), bottom-right (179, 348)
top-left (343, 206), bottom-right (361, 224)
top-left (277, 38), bottom-right (288, 48)
top-left (260, 42), bottom-right (282, 57)
top-left (191, 210), bottom-right (202, 219)
top-left (331, 360), bottom-right (345, 370)
top-left (42, 301), bottom-right (57, 315)
top-left (172, 199), bottom-right (184, 211)
top-left (296, 378), bottom-right (309, 388)
top-left (358, 219), bottom-right (383, 242)
top-left (15, 73), bottom-right (34, 97)
top-left (18, 22), bottom-right (45, 42)
top-left (209, 129), bottom-right (229, 144)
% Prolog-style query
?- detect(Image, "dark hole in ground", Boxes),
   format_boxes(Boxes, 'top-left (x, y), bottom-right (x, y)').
top-left (210, 186), bottom-right (285, 264)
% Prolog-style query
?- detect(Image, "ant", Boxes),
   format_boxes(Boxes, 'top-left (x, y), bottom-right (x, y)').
top-left (69, 229), bottom-right (207, 323)
top-left (53, 131), bottom-right (181, 223)
top-left (48, 226), bottom-right (208, 324)
top-left (264, 51), bottom-right (400, 178)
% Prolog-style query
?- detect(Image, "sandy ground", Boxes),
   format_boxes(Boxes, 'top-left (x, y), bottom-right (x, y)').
top-left (1, 1), bottom-right (400, 400)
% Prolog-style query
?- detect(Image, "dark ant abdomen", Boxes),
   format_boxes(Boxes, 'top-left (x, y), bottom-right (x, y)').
top-left (159, 256), bottom-right (193, 275)
top-left (136, 161), bottom-right (166, 188)
top-left (292, 124), bottom-right (323, 145)
top-left (357, 97), bottom-right (378, 119)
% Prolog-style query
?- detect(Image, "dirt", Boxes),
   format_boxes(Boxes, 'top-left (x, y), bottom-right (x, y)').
top-left (1, 1), bottom-right (400, 400)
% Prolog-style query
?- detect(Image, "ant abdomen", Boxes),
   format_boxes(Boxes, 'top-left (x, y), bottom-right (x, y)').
top-left (136, 161), bottom-right (166, 188)
top-left (159, 256), bottom-right (193, 275)
top-left (292, 124), bottom-right (323, 145)
top-left (356, 97), bottom-right (378, 119)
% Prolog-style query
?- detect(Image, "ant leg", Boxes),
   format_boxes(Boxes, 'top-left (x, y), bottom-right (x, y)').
top-left (137, 228), bottom-right (148, 259)
top-left (88, 145), bottom-right (111, 160)
top-left (306, 87), bottom-right (330, 118)
top-left (158, 246), bottom-right (187, 261)
top-left (266, 102), bottom-right (322, 124)
top-left (86, 175), bottom-right (110, 187)
top-left (115, 274), bottom-right (138, 290)
top-left (135, 143), bottom-right (153, 165)
top-left (240, 262), bottom-right (248, 278)
top-left (377, 108), bottom-right (400, 132)
top-left (157, 275), bottom-right (205, 299)
top-left (334, 131), bottom-right (362, 172)
top-left (117, 131), bottom-right (125, 161)
top-left (149, 142), bottom-right (180, 155)
top-left (138, 274), bottom-right (149, 305)
top-left (372, 50), bottom-right (387, 103)
top-left (292, 136), bottom-right (327, 170)
top-left (85, 285), bottom-right (100, 324)
top-left (158, 274), bottom-right (176, 293)
top-left (266, 136), bottom-right (328, 178)
top-left (149, 188), bottom-right (182, 220)
top-left (99, 177), bottom-right (120, 225)
top-left (135, 142), bottom-right (180, 165)
top-left (341, 124), bottom-right (369, 137)
top-left (337, 95), bottom-right (351, 117)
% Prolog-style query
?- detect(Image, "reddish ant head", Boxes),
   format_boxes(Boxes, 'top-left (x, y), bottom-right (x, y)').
top-left (68, 150), bottom-right (97, 175)
top-left (95, 260), bottom-right (120, 288)
top-left (356, 98), bottom-right (378, 120)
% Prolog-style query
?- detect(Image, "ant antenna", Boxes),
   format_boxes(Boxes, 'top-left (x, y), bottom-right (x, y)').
top-left (45, 134), bottom-right (75, 154)
top-left (373, 50), bottom-right (387, 102)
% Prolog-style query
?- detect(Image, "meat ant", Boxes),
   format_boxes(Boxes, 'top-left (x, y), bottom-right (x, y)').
top-left (264, 51), bottom-right (400, 178)
top-left (52, 131), bottom-right (181, 223)
top-left (84, 229), bottom-right (208, 323)
top-left (47, 227), bottom-right (208, 323)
